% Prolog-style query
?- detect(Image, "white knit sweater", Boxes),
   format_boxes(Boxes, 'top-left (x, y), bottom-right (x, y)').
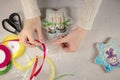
top-left (20, 0), bottom-right (102, 30)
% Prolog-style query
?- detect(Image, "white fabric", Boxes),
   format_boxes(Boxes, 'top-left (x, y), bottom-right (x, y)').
top-left (20, 0), bottom-right (102, 30)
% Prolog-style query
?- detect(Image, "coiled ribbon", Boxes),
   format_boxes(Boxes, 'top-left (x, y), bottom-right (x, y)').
top-left (2, 35), bottom-right (34, 71)
top-left (0, 39), bottom-right (12, 75)
top-left (0, 61), bottom-right (12, 75)
top-left (0, 35), bottom-right (73, 80)
top-left (1, 35), bottom-right (48, 80)
top-left (0, 45), bottom-right (11, 68)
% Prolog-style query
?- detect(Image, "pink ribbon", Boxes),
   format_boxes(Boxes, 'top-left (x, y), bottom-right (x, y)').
top-left (0, 45), bottom-right (11, 68)
top-left (0, 39), bottom-right (19, 68)
top-left (0, 39), bottom-right (46, 80)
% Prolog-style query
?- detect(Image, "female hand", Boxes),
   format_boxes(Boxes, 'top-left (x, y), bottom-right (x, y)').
top-left (53, 27), bottom-right (87, 52)
top-left (18, 17), bottom-right (43, 47)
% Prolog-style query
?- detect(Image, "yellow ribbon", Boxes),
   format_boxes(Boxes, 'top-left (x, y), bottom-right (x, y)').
top-left (2, 35), bottom-right (25, 58)
top-left (43, 56), bottom-right (55, 80)
top-left (2, 35), bottom-right (55, 80)
top-left (1, 35), bottom-right (34, 71)
top-left (22, 56), bottom-right (55, 80)
top-left (35, 56), bottom-right (55, 80)
top-left (12, 57), bottom-right (36, 71)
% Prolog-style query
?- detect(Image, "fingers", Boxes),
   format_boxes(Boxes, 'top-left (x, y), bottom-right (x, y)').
top-left (18, 17), bottom-right (44, 47)
top-left (60, 43), bottom-right (70, 52)
top-left (36, 28), bottom-right (44, 43)
top-left (27, 32), bottom-right (41, 45)
top-left (24, 42), bottom-right (36, 48)
top-left (53, 36), bottom-right (69, 44)
top-left (53, 35), bottom-right (71, 52)
top-left (18, 34), bottom-right (36, 47)
top-left (53, 36), bottom-right (77, 52)
top-left (18, 31), bottom-right (43, 47)
top-left (60, 43), bottom-right (77, 52)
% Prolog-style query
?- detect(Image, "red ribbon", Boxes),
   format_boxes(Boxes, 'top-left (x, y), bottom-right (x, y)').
top-left (30, 43), bottom-right (46, 80)
top-left (1, 39), bottom-right (46, 80)
top-left (0, 39), bottom-right (19, 68)
top-left (0, 45), bottom-right (11, 68)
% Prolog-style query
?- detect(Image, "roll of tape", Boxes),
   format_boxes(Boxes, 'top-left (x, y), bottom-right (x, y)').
top-left (0, 45), bottom-right (11, 68)
top-left (2, 35), bottom-right (25, 58)
top-left (0, 61), bottom-right (12, 75)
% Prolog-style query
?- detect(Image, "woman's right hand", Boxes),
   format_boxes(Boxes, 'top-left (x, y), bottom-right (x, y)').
top-left (18, 17), bottom-right (43, 47)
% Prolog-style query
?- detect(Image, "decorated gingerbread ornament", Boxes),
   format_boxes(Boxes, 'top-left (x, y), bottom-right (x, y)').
top-left (42, 8), bottom-right (73, 40)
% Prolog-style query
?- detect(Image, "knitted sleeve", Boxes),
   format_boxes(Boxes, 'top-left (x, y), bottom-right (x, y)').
top-left (77, 0), bottom-right (103, 30)
top-left (20, 0), bottom-right (41, 19)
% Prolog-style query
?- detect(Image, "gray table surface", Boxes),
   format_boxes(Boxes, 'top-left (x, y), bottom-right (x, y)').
top-left (0, 0), bottom-right (120, 80)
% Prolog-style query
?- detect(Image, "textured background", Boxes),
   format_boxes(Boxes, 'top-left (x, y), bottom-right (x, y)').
top-left (0, 0), bottom-right (120, 80)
